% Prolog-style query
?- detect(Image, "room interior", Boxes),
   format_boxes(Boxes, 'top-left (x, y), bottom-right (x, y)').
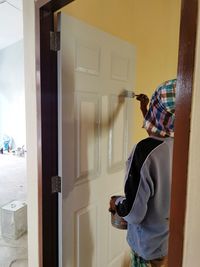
top-left (22, 0), bottom-right (200, 266)
top-left (0, 0), bottom-right (28, 266)
top-left (0, 0), bottom-right (182, 266)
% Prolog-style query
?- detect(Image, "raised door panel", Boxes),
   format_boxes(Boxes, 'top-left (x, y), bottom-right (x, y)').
top-left (75, 93), bottom-right (101, 183)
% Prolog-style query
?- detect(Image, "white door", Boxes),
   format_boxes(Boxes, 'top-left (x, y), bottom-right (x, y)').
top-left (58, 13), bottom-right (135, 267)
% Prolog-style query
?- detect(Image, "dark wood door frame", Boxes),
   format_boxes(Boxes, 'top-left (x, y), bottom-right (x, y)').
top-left (35, 0), bottom-right (198, 266)
top-left (168, 1), bottom-right (198, 266)
top-left (35, 1), bottom-right (74, 267)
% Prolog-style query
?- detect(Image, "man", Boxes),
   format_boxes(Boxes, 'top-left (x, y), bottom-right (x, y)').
top-left (110, 79), bottom-right (176, 267)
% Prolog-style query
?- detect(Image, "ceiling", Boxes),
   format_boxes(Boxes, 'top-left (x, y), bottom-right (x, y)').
top-left (0, 0), bottom-right (23, 50)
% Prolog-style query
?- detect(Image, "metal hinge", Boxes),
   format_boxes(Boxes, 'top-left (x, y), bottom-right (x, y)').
top-left (51, 176), bottom-right (61, 193)
top-left (50, 31), bottom-right (60, 51)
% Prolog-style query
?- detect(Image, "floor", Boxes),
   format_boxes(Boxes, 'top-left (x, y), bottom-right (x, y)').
top-left (0, 154), bottom-right (28, 267)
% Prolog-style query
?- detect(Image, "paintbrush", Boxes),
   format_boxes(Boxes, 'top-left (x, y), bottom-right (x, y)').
top-left (122, 89), bottom-right (139, 98)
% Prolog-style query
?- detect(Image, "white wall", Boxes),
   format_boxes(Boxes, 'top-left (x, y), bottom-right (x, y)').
top-left (183, 3), bottom-right (200, 266)
top-left (23, 0), bottom-right (40, 266)
top-left (0, 40), bottom-right (26, 148)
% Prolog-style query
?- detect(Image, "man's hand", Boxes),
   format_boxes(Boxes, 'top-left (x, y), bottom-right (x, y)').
top-left (136, 94), bottom-right (149, 118)
top-left (109, 196), bottom-right (118, 214)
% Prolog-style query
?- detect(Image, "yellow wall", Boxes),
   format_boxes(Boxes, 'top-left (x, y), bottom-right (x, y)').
top-left (62, 0), bottom-right (181, 142)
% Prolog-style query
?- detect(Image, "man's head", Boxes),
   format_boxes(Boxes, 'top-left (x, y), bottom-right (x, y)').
top-left (143, 79), bottom-right (176, 137)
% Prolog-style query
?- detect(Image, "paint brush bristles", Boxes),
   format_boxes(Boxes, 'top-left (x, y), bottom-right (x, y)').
top-left (122, 90), bottom-right (139, 98)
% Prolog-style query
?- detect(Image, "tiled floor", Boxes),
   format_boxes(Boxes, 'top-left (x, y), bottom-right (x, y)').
top-left (0, 154), bottom-right (28, 267)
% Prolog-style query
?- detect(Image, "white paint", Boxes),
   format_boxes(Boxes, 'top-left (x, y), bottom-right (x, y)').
top-left (0, 0), bottom-right (23, 50)
top-left (59, 13), bottom-right (135, 267)
top-left (23, 0), bottom-right (39, 267)
top-left (0, 40), bottom-right (26, 148)
top-left (182, 3), bottom-right (200, 266)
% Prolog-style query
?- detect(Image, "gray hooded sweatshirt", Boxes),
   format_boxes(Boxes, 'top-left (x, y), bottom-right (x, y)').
top-left (115, 135), bottom-right (174, 260)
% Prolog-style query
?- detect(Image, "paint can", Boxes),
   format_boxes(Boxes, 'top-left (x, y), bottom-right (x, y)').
top-left (109, 196), bottom-right (127, 230)
top-left (111, 212), bottom-right (127, 230)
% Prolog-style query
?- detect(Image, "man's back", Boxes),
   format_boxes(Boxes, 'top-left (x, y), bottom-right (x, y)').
top-left (124, 136), bottom-right (174, 260)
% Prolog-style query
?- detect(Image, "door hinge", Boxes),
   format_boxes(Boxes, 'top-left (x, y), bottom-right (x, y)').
top-left (51, 176), bottom-right (61, 193)
top-left (50, 31), bottom-right (60, 51)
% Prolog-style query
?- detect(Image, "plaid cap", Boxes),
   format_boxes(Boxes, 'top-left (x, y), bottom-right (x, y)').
top-left (143, 79), bottom-right (176, 137)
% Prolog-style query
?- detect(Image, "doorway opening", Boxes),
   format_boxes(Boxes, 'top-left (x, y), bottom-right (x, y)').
top-left (35, 0), bottom-right (198, 266)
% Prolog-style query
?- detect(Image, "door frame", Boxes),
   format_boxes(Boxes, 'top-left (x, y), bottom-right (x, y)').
top-left (168, 1), bottom-right (198, 266)
top-left (35, 0), bottom-right (198, 266)
top-left (35, 1), bottom-right (74, 267)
